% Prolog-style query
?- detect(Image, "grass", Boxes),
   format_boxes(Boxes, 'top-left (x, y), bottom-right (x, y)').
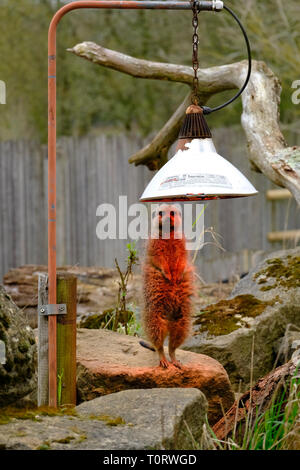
top-left (205, 368), bottom-right (300, 450)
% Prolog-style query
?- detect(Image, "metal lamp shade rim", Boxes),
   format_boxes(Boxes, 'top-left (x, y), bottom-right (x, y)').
top-left (140, 138), bottom-right (258, 202)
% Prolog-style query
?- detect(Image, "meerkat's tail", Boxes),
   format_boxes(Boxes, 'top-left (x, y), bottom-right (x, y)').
top-left (139, 340), bottom-right (155, 352)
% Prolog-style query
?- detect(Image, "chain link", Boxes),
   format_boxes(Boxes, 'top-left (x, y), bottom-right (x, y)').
top-left (191, 1), bottom-right (199, 105)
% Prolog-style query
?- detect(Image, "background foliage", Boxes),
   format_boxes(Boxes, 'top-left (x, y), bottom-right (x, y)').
top-left (0, 0), bottom-right (299, 142)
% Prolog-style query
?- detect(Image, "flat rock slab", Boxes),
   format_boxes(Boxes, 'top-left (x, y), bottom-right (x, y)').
top-left (76, 329), bottom-right (234, 425)
top-left (0, 388), bottom-right (210, 450)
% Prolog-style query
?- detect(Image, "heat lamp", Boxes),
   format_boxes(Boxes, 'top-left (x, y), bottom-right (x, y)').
top-left (140, 2), bottom-right (258, 202)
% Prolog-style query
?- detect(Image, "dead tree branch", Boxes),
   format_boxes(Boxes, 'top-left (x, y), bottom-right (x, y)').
top-left (68, 42), bottom-right (300, 204)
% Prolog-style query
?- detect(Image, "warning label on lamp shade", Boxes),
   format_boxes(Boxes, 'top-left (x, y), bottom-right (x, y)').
top-left (159, 174), bottom-right (232, 190)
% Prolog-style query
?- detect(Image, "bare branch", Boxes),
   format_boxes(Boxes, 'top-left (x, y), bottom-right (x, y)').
top-left (69, 42), bottom-right (300, 204)
top-left (68, 41), bottom-right (236, 92)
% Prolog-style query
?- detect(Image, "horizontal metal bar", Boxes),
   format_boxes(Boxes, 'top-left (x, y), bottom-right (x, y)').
top-left (113, 1), bottom-right (223, 10)
top-left (52, 1), bottom-right (223, 13)
top-left (39, 304), bottom-right (67, 316)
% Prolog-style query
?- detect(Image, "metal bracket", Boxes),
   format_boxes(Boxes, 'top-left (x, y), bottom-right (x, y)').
top-left (196, 0), bottom-right (223, 11)
top-left (39, 304), bottom-right (67, 316)
top-left (212, 0), bottom-right (223, 11)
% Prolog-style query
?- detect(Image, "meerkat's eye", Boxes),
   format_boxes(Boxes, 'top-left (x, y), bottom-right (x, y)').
top-left (158, 211), bottom-right (164, 217)
top-left (170, 211), bottom-right (175, 217)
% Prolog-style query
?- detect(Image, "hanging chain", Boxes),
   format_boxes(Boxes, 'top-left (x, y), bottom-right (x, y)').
top-left (191, 1), bottom-right (200, 105)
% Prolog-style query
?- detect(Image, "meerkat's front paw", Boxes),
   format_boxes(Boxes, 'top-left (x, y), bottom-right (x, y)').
top-left (170, 359), bottom-right (183, 369)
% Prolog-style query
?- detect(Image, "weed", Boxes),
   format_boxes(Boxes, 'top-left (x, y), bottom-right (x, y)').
top-left (113, 242), bottom-right (139, 334)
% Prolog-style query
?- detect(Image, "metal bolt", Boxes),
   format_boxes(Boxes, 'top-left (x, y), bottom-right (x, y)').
top-left (59, 306), bottom-right (65, 312)
top-left (40, 308), bottom-right (45, 313)
top-left (212, 1), bottom-right (224, 12)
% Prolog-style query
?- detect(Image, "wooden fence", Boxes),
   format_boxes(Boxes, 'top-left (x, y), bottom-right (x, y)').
top-left (0, 128), bottom-right (299, 283)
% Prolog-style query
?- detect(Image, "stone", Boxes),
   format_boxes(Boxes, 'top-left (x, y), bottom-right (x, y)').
top-left (212, 360), bottom-right (299, 448)
top-left (183, 248), bottom-right (300, 390)
top-left (0, 285), bottom-right (37, 407)
top-left (76, 328), bottom-right (234, 425)
top-left (0, 388), bottom-right (212, 450)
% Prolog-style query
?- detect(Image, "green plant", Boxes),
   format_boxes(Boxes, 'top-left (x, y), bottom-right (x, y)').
top-left (206, 368), bottom-right (300, 450)
top-left (57, 369), bottom-right (64, 407)
top-left (117, 304), bottom-right (142, 336)
top-left (112, 242), bottom-right (139, 334)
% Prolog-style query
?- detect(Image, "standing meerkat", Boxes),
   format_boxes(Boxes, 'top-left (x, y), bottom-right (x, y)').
top-left (141, 204), bottom-right (195, 369)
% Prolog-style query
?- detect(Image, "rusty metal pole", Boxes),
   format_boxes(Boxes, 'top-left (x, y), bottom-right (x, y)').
top-left (48, 1), bottom-right (219, 407)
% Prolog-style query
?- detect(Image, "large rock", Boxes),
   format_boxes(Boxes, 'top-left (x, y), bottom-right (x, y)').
top-left (0, 388), bottom-right (212, 450)
top-left (275, 324), bottom-right (300, 366)
top-left (76, 329), bottom-right (234, 425)
top-left (183, 248), bottom-right (300, 390)
top-left (0, 286), bottom-right (37, 407)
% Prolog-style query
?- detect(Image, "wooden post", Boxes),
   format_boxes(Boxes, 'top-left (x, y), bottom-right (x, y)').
top-left (267, 230), bottom-right (300, 242)
top-left (56, 273), bottom-right (77, 406)
top-left (38, 273), bottom-right (49, 407)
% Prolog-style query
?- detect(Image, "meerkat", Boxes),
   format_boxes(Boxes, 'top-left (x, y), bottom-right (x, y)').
top-left (141, 204), bottom-right (195, 369)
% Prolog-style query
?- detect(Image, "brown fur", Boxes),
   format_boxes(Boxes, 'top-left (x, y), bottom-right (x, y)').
top-left (142, 204), bottom-right (195, 368)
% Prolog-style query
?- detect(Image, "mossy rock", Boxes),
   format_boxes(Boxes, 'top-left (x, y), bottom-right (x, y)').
top-left (79, 308), bottom-right (134, 330)
top-left (194, 294), bottom-right (280, 336)
top-left (231, 248), bottom-right (300, 300)
top-left (184, 248), bottom-right (300, 391)
top-left (253, 255), bottom-right (300, 291)
top-left (0, 285), bottom-right (37, 407)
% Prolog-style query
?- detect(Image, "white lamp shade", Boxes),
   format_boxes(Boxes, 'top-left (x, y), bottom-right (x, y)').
top-left (140, 138), bottom-right (258, 202)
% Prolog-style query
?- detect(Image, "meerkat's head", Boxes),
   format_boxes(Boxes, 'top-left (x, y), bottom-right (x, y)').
top-left (152, 204), bottom-right (182, 236)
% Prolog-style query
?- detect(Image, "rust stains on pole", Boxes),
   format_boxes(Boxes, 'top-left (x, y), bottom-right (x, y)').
top-left (47, 1), bottom-right (196, 408)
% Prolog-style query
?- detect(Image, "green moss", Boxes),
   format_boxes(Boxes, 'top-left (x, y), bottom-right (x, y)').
top-left (0, 405), bottom-right (77, 425)
top-left (18, 341), bottom-right (29, 353)
top-left (88, 414), bottom-right (126, 426)
top-left (14, 431), bottom-right (27, 437)
top-left (36, 442), bottom-right (51, 451)
top-left (0, 312), bottom-right (10, 329)
top-left (260, 285), bottom-right (274, 292)
top-left (254, 256), bottom-right (300, 291)
top-left (79, 311), bottom-right (111, 329)
top-left (53, 436), bottom-right (75, 444)
top-left (194, 294), bottom-right (279, 336)
top-left (80, 308), bottom-right (134, 330)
